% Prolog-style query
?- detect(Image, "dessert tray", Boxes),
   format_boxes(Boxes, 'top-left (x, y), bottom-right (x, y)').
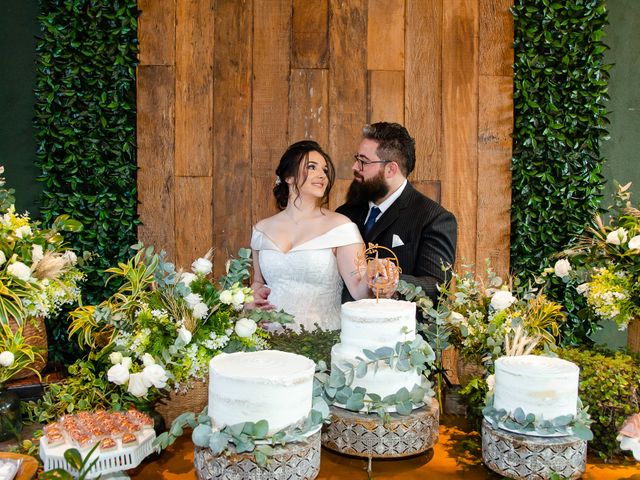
top-left (40, 429), bottom-right (155, 479)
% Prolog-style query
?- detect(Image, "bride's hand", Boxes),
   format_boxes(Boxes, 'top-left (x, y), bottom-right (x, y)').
top-left (367, 259), bottom-right (400, 299)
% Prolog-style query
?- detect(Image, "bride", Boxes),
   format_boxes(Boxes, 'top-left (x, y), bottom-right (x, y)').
top-left (250, 140), bottom-right (373, 332)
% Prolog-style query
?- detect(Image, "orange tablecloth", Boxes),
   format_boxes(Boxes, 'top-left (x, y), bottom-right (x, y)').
top-left (129, 421), bottom-right (640, 479)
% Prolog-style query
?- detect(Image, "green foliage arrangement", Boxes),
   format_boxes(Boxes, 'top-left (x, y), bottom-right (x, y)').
top-left (34, 0), bottom-right (139, 361)
top-left (511, 0), bottom-right (610, 276)
top-left (268, 326), bottom-right (340, 365)
top-left (39, 443), bottom-right (101, 480)
top-left (558, 347), bottom-right (640, 460)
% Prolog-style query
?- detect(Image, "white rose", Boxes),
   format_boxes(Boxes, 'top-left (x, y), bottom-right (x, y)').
top-left (107, 363), bottom-right (130, 385)
top-left (121, 356), bottom-right (132, 371)
top-left (606, 227), bottom-right (628, 245)
top-left (576, 283), bottom-right (590, 296)
top-left (235, 318), bottom-right (257, 338)
top-left (486, 374), bottom-right (495, 393)
top-left (62, 250), bottom-right (77, 265)
top-left (127, 372), bottom-right (150, 398)
top-left (7, 262), bottom-right (32, 282)
top-left (553, 259), bottom-right (571, 279)
top-left (142, 353), bottom-right (156, 367)
top-left (14, 225), bottom-right (32, 239)
top-left (178, 327), bottom-right (192, 344)
top-left (0, 351), bottom-right (15, 367)
top-left (219, 290), bottom-right (233, 305)
top-left (179, 272), bottom-right (197, 287)
top-left (191, 258), bottom-right (213, 275)
top-left (184, 293), bottom-right (203, 308)
top-left (490, 290), bottom-right (516, 312)
top-left (109, 352), bottom-right (123, 365)
top-left (448, 312), bottom-right (465, 324)
top-left (142, 364), bottom-right (168, 389)
top-left (628, 235), bottom-right (640, 250)
top-left (31, 244), bottom-right (44, 266)
top-left (232, 290), bottom-right (245, 307)
top-left (0, 251), bottom-right (6, 266)
top-left (192, 302), bottom-right (208, 320)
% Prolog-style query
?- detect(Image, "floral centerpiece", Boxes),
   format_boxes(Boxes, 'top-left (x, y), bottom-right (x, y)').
top-left (439, 263), bottom-right (566, 372)
top-left (68, 243), bottom-right (291, 411)
top-left (555, 182), bottom-right (640, 333)
top-left (0, 167), bottom-right (83, 325)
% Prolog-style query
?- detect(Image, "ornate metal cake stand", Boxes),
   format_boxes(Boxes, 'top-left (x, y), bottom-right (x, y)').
top-left (321, 397), bottom-right (439, 458)
top-left (194, 430), bottom-right (321, 480)
top-left (482, 419), bottom-right (587, 480)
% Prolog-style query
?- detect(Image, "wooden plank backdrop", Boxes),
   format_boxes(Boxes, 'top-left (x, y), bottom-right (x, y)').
top-left (137, 0), bottom-right (514, 281)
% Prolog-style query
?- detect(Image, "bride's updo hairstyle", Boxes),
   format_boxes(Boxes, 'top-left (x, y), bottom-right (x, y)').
top-left (274, 140), bottom-right (336, 210)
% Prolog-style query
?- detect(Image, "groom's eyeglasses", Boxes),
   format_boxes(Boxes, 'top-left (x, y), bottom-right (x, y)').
top-left (353, 154), bottom-right (392, 171)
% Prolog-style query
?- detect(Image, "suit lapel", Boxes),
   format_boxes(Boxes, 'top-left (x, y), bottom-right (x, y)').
top-left (367, 183), bottom-right (415, 242)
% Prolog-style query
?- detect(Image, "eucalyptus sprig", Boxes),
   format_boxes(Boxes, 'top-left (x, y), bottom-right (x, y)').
top-left (482, 395), bottom-right (593, 441)
top-left (317, 335), bottom-right (437, 419)
top-left (155, 399), bottom-right (329, 467)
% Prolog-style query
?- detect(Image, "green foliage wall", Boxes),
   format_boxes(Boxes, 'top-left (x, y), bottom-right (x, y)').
top-left (34, 0), bottom-right (139, 361)
top-left (510, 0), bottom-right (610, 275)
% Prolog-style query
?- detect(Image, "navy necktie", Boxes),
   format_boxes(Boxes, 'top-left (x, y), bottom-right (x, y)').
top-left (364, 206), bottom-right (381, 235)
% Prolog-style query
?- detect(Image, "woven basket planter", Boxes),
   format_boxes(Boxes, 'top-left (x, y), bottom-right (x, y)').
top-left (155, 378), bottom-right (208, 426)
top-left (8, 317), bottom-right (48, 380)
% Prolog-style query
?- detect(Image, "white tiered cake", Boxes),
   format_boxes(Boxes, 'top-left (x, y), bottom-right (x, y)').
top-left (330, 298), bottom-right (422, 399)
top-left (493, 355), bottom-right (579, 420)
top-left (208, 350), bottom-right (315, 435)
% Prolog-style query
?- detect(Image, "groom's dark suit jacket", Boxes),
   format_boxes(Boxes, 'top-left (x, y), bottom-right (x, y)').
top-left (336, 181), bottom-right (457, 303)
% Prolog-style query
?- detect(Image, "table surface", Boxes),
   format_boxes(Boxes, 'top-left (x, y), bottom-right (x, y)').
top-left (129, 419), bottom-right (640, 480)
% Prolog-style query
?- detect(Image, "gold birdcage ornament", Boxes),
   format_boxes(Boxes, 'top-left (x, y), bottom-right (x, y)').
top-left (355, 243), bottom-right (401, 301)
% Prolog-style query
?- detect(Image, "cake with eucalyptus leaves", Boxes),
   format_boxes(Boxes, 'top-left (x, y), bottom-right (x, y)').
top-left (208, 350), bottom-right (315, 435)
top-left (330, 299), bottom-right (423, 399)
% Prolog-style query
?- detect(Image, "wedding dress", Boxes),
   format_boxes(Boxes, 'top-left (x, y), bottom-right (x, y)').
top-left (251, 222), bottom-right (363, 332)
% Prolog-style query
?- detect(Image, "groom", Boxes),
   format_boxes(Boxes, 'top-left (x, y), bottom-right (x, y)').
top-left (337, 122), bottom-right (457, 303)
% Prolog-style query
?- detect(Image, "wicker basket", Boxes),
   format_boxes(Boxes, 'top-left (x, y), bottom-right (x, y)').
top-left (8, 316), bottom-right (48, 380)
top-left (155, 378), bottom-right (209, 426)
top-left (628, 317), bottom-right (640, 353)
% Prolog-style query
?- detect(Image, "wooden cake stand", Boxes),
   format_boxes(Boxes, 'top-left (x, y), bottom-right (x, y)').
top-left (321, 397), bottom-right (439, 459)
top-left (193, 430), bottom-right (321, 480)
top-left (482, 419), bottom-right (587, 480)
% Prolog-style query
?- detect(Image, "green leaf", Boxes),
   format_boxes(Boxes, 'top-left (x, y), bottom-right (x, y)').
top-left (192, 424), bottom-right (212, 447)
top-left (346, 393), bottom-right (365, 412)
top-left (253, 420), bottom-right (269, 439)
top-left (63, 448), bottom-right (84, 470)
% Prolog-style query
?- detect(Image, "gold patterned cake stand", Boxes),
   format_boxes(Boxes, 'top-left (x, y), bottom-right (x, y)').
top-left (321, 397), bottom-right (440, 459)
top-left (194, 430), bottom-right (321, 480)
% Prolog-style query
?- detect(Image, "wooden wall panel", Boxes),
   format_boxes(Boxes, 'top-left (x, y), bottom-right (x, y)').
top-left (368, 70), bottom-right (404, 124)
top-left (138, 0), bottom-right (175, 66)
top-left (213, 0), bottom-right (252, 277)
top-left (289, 69), bottom-right (329, 145)
top-left (292, 0), bottom-right (328, 69)
top-left (329, 0), bottom-right (367, 179)
top-left (137, 0), bottom-right (516, 299)
top-left (367, 0), bottom-right (405, 70)
top-left (137, 66), bottom-right (175, 260)
top-left (175, 0), bottom-right (213, 177)
top-left (252, 0), bottom-right (291, 176)
top-left (442, 0), bottom-right (478, 267)
top-left (175, 177), bottom-right (212, 267)
top-left (406, 0), bottom-right (442, 181)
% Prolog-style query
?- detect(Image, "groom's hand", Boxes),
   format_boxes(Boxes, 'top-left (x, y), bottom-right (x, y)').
top-left (245, 283), bottom-right (275, 310)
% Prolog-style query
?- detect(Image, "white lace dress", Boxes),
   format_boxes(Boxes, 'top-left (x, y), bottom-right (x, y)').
top-left (251, 222), bottom-right (363, 332)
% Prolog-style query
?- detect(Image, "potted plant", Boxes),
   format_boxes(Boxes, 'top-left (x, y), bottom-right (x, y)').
top-left (68, 243), bottom-right (291, 424)
top-left (0, 322), bottom-right (45, 440)
top-left (556, 182), bottom-right (640, 350)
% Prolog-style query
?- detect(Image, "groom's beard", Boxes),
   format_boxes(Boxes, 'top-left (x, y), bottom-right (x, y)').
top-left (345, 168), bottom-right (389, 205)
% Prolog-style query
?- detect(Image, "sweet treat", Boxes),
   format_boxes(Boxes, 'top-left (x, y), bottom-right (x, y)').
top-left (45, 430), bottom-right (66, 447)
top-left (493, 355), bottom-right (580, 420)
top-left (330, 299), bottom-right (422, 399)
top-left (121, 433), bottom-right (138, 447)
top-left (208, 350), bottom-right (315, 435)
top-left (100, 437), bottom-right (117, 452)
